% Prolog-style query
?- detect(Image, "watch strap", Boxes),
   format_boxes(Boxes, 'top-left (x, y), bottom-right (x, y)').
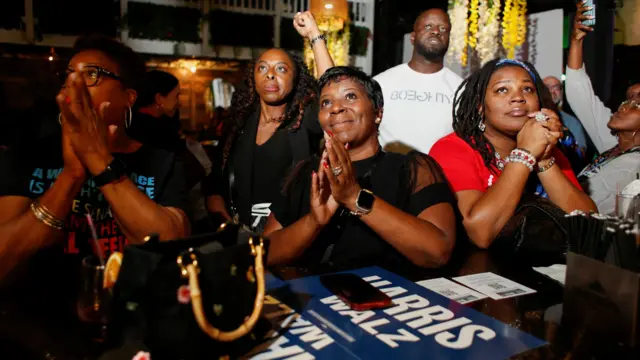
top-left (93, 159), bottom-right (126, 187)
top-left (354, 189), bottom-right (375, 215)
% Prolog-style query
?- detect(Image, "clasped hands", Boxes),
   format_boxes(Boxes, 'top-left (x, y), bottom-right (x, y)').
top-left (517, 108), bottom-right (563, 167)
top-left (309, 133), bottom-right (362, 226)
top-left (56, 65), bottom-right (116, 180)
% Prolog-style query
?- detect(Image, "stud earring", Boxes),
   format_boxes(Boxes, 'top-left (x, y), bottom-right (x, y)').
top-left (375, 117), bottom-right (381, 124)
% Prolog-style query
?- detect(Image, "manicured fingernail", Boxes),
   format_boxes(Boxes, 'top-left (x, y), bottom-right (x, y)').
top-left (345, 143), bottom-right (350, 150)
top-left (327, 130), bottom-right (334, 137)
top-left (322, 161), bottom-right (328, 169)
top-left (312, 171), bottom-right (316, 176)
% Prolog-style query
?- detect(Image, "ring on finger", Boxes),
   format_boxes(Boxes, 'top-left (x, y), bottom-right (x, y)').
top-left (332, 166), bottom-right (343, 176)
top-left (535, 112), bottom-right (549, 122)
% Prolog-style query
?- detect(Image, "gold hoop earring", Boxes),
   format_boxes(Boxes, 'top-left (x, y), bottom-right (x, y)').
top-left (125, 106), bottom-right (133, 129)
top-left (58, 113), bottom-right (62, 125)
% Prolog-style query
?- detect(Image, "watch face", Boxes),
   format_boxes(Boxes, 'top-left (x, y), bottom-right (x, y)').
top-left (357, 190), bottom-right (375, 210)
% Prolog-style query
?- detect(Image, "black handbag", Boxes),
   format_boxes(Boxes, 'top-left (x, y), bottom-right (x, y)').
top-left (104, 221), bottom-right (270, 359)
top-left (494, 195), bottom-right (571, 265)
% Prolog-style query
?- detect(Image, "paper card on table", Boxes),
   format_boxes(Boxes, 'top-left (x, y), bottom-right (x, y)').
top-left (416, 278), bottom-right (488, 304)
top-left (452, 272), bottom-right (536, 300)
top-left (532, 264), bottom-right (567, 285)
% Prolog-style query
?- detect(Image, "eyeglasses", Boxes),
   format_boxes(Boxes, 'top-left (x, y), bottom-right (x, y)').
top-left (58, 65), bottom-right (125, 87)
top-left (618, 100), bottom-right (640, 111)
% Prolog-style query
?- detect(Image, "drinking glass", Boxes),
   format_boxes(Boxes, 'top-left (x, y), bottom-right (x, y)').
top-left (616, 194), bottom-right (640, 220)
top-left (77, 255), bottom-right (110, 342)
top-left (616, 193), bottom-right (640, 245)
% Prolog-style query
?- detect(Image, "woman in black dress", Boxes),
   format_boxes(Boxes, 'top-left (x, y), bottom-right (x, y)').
top-left (264, 67), bottom-right (457, 268)
top-left (204, 12), bottom-right (334, 232)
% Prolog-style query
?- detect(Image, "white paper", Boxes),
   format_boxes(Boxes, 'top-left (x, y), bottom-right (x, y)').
top-left (532, 264), bottom-right (567, 285)
top-left (452, 272), bottom-right (537, 300)
top-left (416, 278), bottom-right (488, 304)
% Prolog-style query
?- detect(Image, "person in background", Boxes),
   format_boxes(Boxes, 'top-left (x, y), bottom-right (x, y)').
top-left (565, 1), bottom-right (640, 214)
top-left (204, 11), bottom-right (333, 233)
top-left (129, 70), bottom-right (182, 151)
top-left (578, 99), bottom-right (640, 214)
top-left (430, 59), bottom-right (596, 249)
top-left (182, 129), bottom-right (214, 234)
top-left (131, 70), bottom-right (213, 226)
top-left (0, 35), bottom-right (189, 282)
top-left (374, 8), bottom-right (462, 154)
top-left (264, 67), bottom-right (457, 268)
top-left (565, 0), bottom-right (640, 154)
top-left (543, 75), bottom-right (591, 157)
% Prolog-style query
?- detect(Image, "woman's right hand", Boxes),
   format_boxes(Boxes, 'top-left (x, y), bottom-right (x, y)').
top-left (60, 114), bottom-right (86, 180)
top-left (573, 0), bottom-right (594, 42)
top-left (309, 156), bottom-right (339, 226)
top-left (293, 11), bottom-right (321, 40)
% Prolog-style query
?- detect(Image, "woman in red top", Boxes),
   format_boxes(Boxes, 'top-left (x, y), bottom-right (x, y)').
top-left (430, 59), bottom-right (596, 249)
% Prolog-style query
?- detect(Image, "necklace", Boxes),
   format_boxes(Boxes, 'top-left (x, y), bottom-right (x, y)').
top-left (264, 114), bottom-right (286, 123)
top-left (495, 151), bottom-right (506, 171)
top-left (579, 145), bottom-right (640, 177)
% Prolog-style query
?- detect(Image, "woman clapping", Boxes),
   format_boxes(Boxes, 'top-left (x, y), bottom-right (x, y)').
top-left (264, 67), bottom-right (457, 269)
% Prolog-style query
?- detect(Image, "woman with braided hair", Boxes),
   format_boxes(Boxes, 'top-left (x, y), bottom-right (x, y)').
top-left (204, 12), bottom-right (333, 232)
top-left (430, 59), bottom-right (596, 249)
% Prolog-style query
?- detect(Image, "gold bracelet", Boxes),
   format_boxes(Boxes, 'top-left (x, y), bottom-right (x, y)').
top-left (38, 201), bottom-right (65, 228)
top-left (30, 201), bottom-right (64, 230)
top-left (31, 202), bottom-right (63, 230)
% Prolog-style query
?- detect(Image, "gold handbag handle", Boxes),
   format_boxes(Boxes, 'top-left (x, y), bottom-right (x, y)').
top-left (177, 237), bottom-right (265, 342)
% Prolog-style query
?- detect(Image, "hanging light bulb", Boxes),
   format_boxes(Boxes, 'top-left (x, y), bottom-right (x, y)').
top-left (310, 0), bottom-right (349, 32)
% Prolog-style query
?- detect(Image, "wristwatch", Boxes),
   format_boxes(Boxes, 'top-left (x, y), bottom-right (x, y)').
top-left (351, 189), bottom-right (375, 216)
top-left (93, 158), bottom-right (126, 187)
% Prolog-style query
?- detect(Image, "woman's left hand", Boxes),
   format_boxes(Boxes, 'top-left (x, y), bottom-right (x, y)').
top-left (56, 68), bottom-right (114, 176)
top-left (528, 108), bottom-right (563, 161)
top-left (322, 135), bottom-right (362, 210)
top-left (293, 11), bottom-right (321, 40)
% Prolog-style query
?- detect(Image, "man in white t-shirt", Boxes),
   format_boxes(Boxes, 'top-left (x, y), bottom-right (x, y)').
top-left (374, 8), bottom-right (462, 154)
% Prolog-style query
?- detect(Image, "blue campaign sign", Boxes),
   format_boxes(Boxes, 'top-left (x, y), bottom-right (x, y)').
top-left (251, 267), bottom-right (546, 360)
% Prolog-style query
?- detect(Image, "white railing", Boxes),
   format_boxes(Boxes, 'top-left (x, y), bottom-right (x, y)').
top-left (133, 0), bottom-right (202, 8)
top-left (1, 0), bottom-right (375, 73)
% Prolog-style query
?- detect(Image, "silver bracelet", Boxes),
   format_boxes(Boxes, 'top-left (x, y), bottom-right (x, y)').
top-left (310, 34), bottom-right (327, 47)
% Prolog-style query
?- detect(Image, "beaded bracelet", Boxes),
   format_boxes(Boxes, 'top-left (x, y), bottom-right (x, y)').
top-left (537, 157), bottom-right (556, 173)
top-left (505, 148), bottom-right (536, 172)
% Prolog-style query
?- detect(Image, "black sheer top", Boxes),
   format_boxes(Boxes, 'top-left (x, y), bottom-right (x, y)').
top-left (271, 151), bottom-right (456, 268)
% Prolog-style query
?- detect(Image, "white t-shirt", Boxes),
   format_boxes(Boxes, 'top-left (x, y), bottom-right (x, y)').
top-left (374, 64), bottom-right (463, 154)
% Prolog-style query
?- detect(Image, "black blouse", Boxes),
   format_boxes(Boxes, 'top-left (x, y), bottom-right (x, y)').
top-left (271, 151), bottom-right (456, 268)
top-left (203, 102), bottom-right (322, 229)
